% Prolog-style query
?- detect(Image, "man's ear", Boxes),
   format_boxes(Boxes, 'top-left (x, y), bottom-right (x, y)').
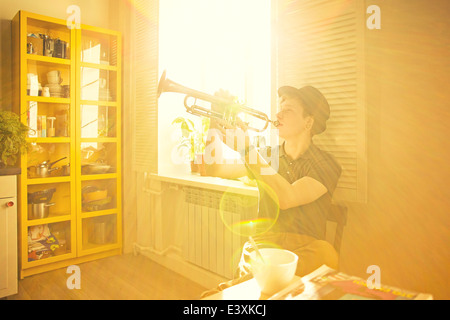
top-left (305, 116), bottom-right (314, 131)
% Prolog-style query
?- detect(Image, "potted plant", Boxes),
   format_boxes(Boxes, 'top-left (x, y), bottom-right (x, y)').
top-left (172, 116), bottom-right (210, 175)
top-left (0, 110), bottom-right (29, 167)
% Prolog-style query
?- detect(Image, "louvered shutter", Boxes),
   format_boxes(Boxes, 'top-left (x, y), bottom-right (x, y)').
top-left (275, 0), bottom-right (366, 202)
top-left (133, 0), bottom-right (159, 173)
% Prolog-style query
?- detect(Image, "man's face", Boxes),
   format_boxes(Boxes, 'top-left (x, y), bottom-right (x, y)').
top-left (275, 95), bottom-right (312, 140)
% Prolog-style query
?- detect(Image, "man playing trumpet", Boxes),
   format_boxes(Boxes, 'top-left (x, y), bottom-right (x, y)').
top-left (202, 85), bottom-right (342, 296)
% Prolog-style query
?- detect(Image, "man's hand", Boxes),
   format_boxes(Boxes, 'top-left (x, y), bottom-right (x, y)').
top-left (210, 116), bottom-right (251, 156)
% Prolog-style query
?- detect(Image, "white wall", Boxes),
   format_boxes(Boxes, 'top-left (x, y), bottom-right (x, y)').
top-left (0, 0), bottom-right (112, 110)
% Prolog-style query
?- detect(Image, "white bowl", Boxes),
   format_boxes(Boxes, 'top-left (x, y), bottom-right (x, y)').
top-left (250, 248), bottom-right (298, 295)
top-left (47, 84), bottom-right (62, 92)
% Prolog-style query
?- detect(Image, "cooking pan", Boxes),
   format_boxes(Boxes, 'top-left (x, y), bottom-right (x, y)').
top-left (28, 188), bottom-right (56, 204)
top-left (28, 157), bottom-right (67, 178)
top-left (81, 163), bottom-right (111, 175)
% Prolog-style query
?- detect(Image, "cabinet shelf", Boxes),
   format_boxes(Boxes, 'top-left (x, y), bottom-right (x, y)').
top-left (80, 61), bottom-right (117, 71)
top-left (80, 100), bottom-right (118, 106)
top-left (26, 212), bottom-right (72, 226)
top-left (81, 208), bottom-right (117, 219)
top-left (26, 176), bottom-right (71, 185)
top-left (80, 137), bottom-right (117, 143)
top-left (26, 137), bottom-right (71, 144)
top-left (26, 251), bottom-right (76, 268)
top-left (27, 54), bottom-right (71, 66)
top-left (26, 96), bottom-right (71, 104)
top-left (81, 173), bottom-right (117, 181)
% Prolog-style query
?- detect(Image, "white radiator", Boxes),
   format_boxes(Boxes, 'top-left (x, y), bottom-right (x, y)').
top-left (182, 187), bottom-right (258, 279)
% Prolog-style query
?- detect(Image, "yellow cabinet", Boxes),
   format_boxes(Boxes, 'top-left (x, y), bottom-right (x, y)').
top-left (12, 11), bottom-right (122, 278)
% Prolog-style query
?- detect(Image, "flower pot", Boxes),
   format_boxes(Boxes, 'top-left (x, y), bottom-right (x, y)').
top-left (191, 154), bottom-right (206, 176)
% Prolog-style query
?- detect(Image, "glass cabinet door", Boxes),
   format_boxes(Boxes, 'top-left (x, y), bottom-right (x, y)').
top-left (78, 27), bottom-right (121, 255)
top-left (81, 29), bottom-right (118, 66)
top-left (80, 104), bottom-right (117, 138)
top-left (80, 68), bottom-right (117, 102)
top-left (20, 12), bottom-right (77, 270)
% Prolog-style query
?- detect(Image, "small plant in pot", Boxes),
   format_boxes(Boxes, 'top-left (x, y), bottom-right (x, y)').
top-left (0, 110), bottom-right (29, 167)
top-left (172, 116), bottom-right (210, 175)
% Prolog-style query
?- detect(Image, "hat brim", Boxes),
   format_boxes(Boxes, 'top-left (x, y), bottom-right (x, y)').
top-left (278, 86), bottom-right (301, 98)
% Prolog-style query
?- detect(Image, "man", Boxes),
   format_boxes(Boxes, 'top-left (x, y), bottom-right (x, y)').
top-left (203, 85), bottom-right (342, 294)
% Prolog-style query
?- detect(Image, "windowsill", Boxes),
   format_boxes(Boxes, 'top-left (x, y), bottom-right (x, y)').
top-left (149, 170), bottom-right (258, 197)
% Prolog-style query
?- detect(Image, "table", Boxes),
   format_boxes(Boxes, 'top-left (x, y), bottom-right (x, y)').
top-left (202, 276), bottom-right (305, 300)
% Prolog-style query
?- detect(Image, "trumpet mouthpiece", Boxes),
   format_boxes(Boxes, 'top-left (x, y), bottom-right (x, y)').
top-left (272, 120), bottom-right (280, 127)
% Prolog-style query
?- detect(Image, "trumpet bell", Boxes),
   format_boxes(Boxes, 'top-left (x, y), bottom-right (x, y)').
top-left (157, 70), bottom-right (167, 98)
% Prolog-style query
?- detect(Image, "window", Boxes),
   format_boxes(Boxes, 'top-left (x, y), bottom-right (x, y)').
top-left (158, 0), bottom-right (272, 172)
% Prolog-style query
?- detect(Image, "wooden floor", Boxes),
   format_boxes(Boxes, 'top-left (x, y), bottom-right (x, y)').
top-left (7, 253), bottom-right (208, 300)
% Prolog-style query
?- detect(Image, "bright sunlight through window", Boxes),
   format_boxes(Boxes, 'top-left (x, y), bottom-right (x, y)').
top-left (158, 0), bottom-right (271, 172)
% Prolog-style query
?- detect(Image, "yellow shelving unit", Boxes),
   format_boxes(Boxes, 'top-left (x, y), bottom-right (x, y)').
top-left (12, 11), bottom-right (122, 278)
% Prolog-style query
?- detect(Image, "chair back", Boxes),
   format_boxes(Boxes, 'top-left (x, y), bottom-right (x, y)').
top-left (327, 205), bottom-right (348, 253)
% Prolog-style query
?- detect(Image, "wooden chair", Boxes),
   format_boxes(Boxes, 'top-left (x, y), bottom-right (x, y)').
top-left (327, 204), bottom-right (348, 254)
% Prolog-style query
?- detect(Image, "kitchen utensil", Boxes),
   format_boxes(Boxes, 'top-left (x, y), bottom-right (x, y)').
top-left (55, 112), bottom-right (69, 137)
top-left (81, 163), bottom-right (111, 175)
top-left (83, 197), bottom-right (112, 212)
top-left (47, 117), bottom-right (56, 137)
top-left (28, 202), bottom-right (55, 220)
top-left (53, 39), bottom-right (67, 59)
top-left (28, 157), bottom-right (67, 178)
top-left (89, 216), bottom-right (114, 244)
top-left (62, 85), bottom-right (70, 98)
top-left (28, 188), bottom-right (56, 204)
top-left (60, 163), bottom-right (70, 176)
top-left (44, 37), bottom-right (54, 57)
top-left (83, 190), bottom-right (108, 203)
top-left (82, 185), bottom-right (108, 203)
top-left (42, 86), bottom-right (50, 97)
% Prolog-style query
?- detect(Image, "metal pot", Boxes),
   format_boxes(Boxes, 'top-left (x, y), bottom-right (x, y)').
top-left (60, 163), bottom-right (70, 176)
top-left (89, 216), bottom-right (114, 244)
top-left (28, 188), bottom-right (56, 204)
top-left (28, 202), bottom-right (55, 220)
top-left (28, 157), bottom-right (67, 178)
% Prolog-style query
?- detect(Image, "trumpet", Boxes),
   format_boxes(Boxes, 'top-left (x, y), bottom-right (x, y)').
top-left (157, 71), bottom-right (279, 132)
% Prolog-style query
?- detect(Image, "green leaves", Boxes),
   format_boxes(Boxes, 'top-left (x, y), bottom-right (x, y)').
top-left (172, 117), bottom-right (194, 138)
top-left (0, 110), bottom-right (29, 166)
top-left (172, 116), bottom-right (210, 161)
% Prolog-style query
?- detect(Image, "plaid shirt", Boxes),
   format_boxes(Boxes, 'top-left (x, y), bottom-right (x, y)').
top-left (256, 142), bottom-right (342, 239)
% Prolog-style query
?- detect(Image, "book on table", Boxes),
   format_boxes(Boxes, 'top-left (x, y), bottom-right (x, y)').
top-left (285, 265), bottom-right (433, 300)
